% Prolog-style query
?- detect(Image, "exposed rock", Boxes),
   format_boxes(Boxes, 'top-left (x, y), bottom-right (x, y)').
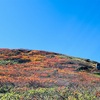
top-left (96, 63), bottom-right (100, 70)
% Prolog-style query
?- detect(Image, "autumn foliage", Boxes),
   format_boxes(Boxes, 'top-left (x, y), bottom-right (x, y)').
top-left (0, 49), bottom-right (100, 99)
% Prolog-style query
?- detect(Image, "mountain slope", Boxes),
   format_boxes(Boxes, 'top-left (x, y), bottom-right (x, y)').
top-left (0, 49), bottom-right (100, 99)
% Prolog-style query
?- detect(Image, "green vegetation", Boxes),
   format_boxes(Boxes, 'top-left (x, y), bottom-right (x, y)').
top-left (0, 59), bottom-right (31, 65)
top-left (0, 83), bottom-right (14, 93)
top-left (93, 72), bottom-right (100, 77)
top-left (0, 92), bottom-right (20, 100)
top-left (0, 60), bottom-right (18, 65)
top-left (0, 86), bottom-right (97, 100)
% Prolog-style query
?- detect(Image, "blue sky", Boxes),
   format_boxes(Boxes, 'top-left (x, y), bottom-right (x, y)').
top-left (0, 0), bottom-right (100, 62)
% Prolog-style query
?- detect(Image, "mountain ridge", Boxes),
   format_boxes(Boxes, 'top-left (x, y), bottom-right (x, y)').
top-left (0, 48), bottom-right (99, 63)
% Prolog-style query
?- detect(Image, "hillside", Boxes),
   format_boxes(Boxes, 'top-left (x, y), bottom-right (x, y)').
top-left (0, 49), bottom-right (100, 100)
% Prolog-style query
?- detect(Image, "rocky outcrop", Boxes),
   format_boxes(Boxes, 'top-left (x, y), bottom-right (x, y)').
top-left (96, 63), bottom-right (100, 70)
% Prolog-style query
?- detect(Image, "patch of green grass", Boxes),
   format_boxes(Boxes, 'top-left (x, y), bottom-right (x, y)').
top-left (0, 58), bottom-right (31, 65)
top-left (0, 60), bottom-right (18, 65)
top-left (0, 86), bottom-right (98, 100)
top-left (0, 92), bottom-right (20, 100)
top-left (93, 72), bottom-right (100, 77)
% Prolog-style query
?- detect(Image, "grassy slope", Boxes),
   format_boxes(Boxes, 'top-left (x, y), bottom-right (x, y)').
top-left (0, 49), bottom-right (100, 100)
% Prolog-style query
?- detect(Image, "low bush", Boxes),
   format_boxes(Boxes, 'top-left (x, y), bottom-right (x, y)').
top-left (0, 58), bottom-right (31, 65)
top-left (0, 86), bottom-right (98, 100)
